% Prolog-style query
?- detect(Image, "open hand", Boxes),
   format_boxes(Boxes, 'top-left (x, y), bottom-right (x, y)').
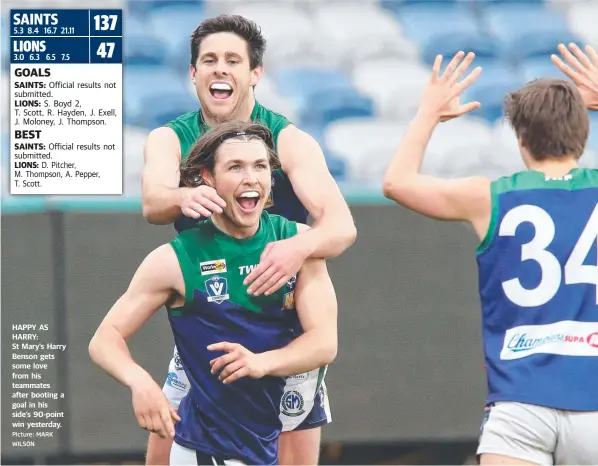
top-left (208, 342), bottom-right (269, 384)
top-left (551, 43), bottom-right (598, 110)
top-left (244, 236), bottom-right (309, 296)
top-left (418, 51), bottom-right (483, 122)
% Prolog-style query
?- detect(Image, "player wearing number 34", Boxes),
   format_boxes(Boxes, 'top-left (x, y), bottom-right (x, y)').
top-left (383, 49), bottom-right (598, 465)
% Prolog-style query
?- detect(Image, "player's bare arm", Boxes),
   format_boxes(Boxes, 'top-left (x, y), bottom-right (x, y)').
top-left (382, 51), bottom-right (491, 239)
top-left (210, 225), bottom-right (338, 383)
top-left (552, 43), bottom-right (598, 110)
top-left (141, 126), bottom-right (225, 224)
top-left (245, 126), bottom-right (356, 296)
top-left (88, 245), bottom-right (183, 438)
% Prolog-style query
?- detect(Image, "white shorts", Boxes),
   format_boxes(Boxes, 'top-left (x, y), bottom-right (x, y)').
top-left (478, 401), bottom-right (598, 465)
top-left (170, 442), bottom-right (246, 465)
top-left (162, 346), bottom-right (332, 432)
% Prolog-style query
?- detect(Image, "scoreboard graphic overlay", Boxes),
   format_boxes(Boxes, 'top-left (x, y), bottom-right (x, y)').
top-left (9, 9), bottom-right (123, 195)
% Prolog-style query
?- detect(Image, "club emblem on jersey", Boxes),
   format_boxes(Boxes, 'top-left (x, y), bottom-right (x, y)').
top-left (281, 390), bottom-right (305, 417)
top-left (200, 259), bottom-right (227, 275)
top-left (282, 291), bottom-right (295, 311)
top-left (205, 276), bottom-right (229, 304)
top-left (264, 190), bottom-right (274, 209)
top-left (286, 275), bottom-right (297, 290)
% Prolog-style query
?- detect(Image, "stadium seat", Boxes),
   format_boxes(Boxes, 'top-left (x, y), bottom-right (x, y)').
top-left (230, 5), bottom-right (321, 69)
top-left (312, 4), bottom-right (416, 68)
top-left (421, 117), bottom-right (495, 178)
top-left (352, 59), bottom-right (430, 119)
top-left (271, 67), bottom-right (355, 109)
top-left (139, 90), bottom-right (198, 129)
top-left (2, 16), bottom-right (9, 71)
top-left (393, 5), bottom-right (499, 66)
top-left (324, 154), bottom-right (348, 182)
top-left (463, 63), bottom-right (525, 122)
top-left (254, 76), bottom-right (299, 124)
top-left (128, 0), bottom-right (204, 17)
top-left (566, 3), bottom-right (598, 47)
top-left (520, 57), bottom-right (566, 83)
top-left (588, 112), bottom-right (598, 153)
top-left (483, 4), bottom-right (578, 63)
top-left (124, 67), bottom-right (184, 126)
top-left (299, 89), bottom-right (375, 128)
top-left (324, 118), bottom-right (410, 180)
top-left (124, 34), bottom-right (169, 67)
top-left (489, 120), bottom-right (529, 175)
top-left (148, 4), bottom-right (207, 70)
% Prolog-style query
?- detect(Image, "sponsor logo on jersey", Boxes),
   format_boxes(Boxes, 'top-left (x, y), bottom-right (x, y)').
top-left (205, 276), bottom-right (229, 304)
top-left (281, 390), bottom-right (305, 417)
top-left (173, 352), bottom-right (183, 371)
top-left (282, 291), bottom-right (295, 311)
top-left (166, 371), bottom-right (187, 392)
top-left (200, 259), bottom-right (227, 275)
top-left (285, 372), bottom-right (309, 386)
top-left (501, 321), bottom-right (598, 360)
top-left (587, 332), bottom-right (598, 348)
top-left (239, 264), bottom-right (258, 275)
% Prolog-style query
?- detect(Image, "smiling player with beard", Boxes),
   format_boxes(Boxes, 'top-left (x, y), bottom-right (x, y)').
top-left (90, 121), bottom-right (338, 466)
top-left (141, 14), bottom-right (353, 465)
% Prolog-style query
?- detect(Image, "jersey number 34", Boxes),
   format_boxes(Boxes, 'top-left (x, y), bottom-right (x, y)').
top-left (499, 204), bottom-right (598, 307)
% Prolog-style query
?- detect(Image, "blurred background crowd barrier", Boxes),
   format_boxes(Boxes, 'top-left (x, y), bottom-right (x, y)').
top-left (1, 0), bottom-right (597, 463)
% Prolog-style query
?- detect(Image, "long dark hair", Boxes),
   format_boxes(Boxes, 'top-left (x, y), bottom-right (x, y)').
top-left (180, 120), bottom-right (281, 187)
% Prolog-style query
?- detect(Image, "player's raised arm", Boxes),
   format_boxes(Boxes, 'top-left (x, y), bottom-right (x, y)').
top-left (551, 43), bottom-right (598, 111)
top-left (88, 244), bottom-right (183, 438)
top-left (141, 126), bottom-right (226, 224)
top-left (382, 51), bottom-right (491, 237)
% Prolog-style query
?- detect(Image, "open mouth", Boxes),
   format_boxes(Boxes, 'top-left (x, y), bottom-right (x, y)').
top-left (210, 82), bottom-right (233, 100)
top-left (236, 191), bottom-right (260, 213)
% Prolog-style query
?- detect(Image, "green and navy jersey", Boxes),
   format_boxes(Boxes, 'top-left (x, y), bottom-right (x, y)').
top-left (477, 168), bottom-right (598, 410)
top-left (168, 211), bottom-right (302, 465)
top-left (166, 102), bottom-right (308, 231)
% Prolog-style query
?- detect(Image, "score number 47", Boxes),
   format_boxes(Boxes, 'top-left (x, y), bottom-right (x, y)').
top-left (93, 14), bottom-right (118, 60)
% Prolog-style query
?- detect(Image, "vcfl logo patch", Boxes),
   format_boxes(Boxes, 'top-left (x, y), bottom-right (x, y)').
top-left (205, 276), bottom-right (230, 304)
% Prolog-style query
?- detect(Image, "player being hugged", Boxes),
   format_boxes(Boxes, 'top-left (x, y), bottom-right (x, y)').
top-left (382, 49), bottom-right (598, 465)
top-left (142, 15), bottom-right (355, 465)
top-left (89, 121), bottom-right (338, 465)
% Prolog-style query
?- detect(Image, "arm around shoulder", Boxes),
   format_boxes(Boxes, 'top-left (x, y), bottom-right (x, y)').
top-left (141, 126), bottom-right (185, 225)
top-left (278, 125), bottom-right (356, 258)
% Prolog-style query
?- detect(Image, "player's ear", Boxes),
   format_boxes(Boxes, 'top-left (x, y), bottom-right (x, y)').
top-left (200, 168), bottom-right (214, 188)
top-left (250, 65), bottom-right (263, 87)
top-left (189, 64), bottom-right (197, 83)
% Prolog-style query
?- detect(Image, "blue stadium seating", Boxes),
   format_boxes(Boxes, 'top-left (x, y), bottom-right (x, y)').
top-left (2, 17), bottom-right (9, 70)
top-left (124, 67), bottom-right (183, 126)
top-left (483, 4), bottom-right (578, 63)
top-left (520, 57), bottom-right (567, 83)
top-left (299, 89), bottom-right (375, 128)
top-left (148, 5), bottom-right (206, 69)
top-left (128, 0), bottom-right (204, 17)
top-left (394, 5), bottom-right (499, 65)
top-left (124, 34), bottom-right (169, 67)
top-left (139, 91), bottom-right (198, 129)
top-left (324, 154), bottom-right (348, 181)
top-left (463, 63), bottom-right (525, 122)
top-left (272, 67), bottom-right (355, 111)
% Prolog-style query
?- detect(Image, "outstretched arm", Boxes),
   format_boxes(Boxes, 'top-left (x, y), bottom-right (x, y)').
top-left (382, 51), bottom-right (491, 239)
top-left (245, 126), bottom-right (356, 296)
top-left (89, 244), bottom-right (183, 438)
